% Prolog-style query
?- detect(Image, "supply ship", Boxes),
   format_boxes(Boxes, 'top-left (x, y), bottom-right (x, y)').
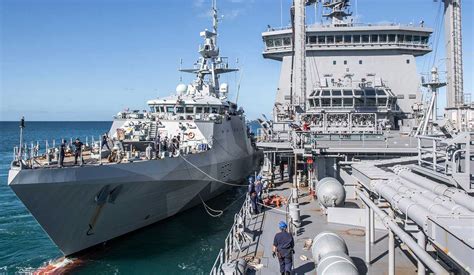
top-left (210, 0), bottom-right (473, 274)
top-left (8, 2), bottom-right (261, 256)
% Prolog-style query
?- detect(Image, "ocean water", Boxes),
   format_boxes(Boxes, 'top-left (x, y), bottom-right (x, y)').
top-left (0, 121), bottom-right (247, 274)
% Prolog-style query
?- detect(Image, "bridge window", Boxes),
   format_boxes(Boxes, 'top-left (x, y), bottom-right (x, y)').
top-left (265, 39), bottom-right (273, 48)
top-left (308, 36), bottom-right (317, 44)
top-left (166, 106), bottom-right (175, 113)
top-left (362, 35), bottom-right (369, 43)
top-left (366, 97), bottom-right (376, 106)
top-left (283, 37), bottom-right (291, 46)
top-left (353, 35), bottom-right (361, 43)
top-left (421, 36), bottom-right (429, 44)
top-left (355, 98), bottom-right (364, 106)
top-left (371, 35), bottom-right (378, 43)
top-left (204, 107), bottom-right (210, 113)
top-left (332, 98), bottom-right (342, 107)
top-left (196, 106), bottom-right (203, 113)
top-left (380, 34), bottom-right (387, 43)
top-left (318, 36), bottom-right (326, 44)
top-left (327, 36), bottom-right (334, 44)
top-left (333, 90), bottom-right (342, 96)
top-left (185, 107), bottom-right (194, 113)
top-left (176, 107), bottom-right (184, 113)
top-left (343, 98), bottom-right (353, 107)
top-left (211, 107), bottom-right (218, 114)
top-left (159, 106), bottom-right (165, 112)
top-left (405, 35), bottom-right (413, 42)
top-left (274, 39), bottom-right (282, 47)
top-left (322, 98), bottom-right (330, 107)
top-left (344, 35), bottom-right (352, 43)
top-left (322, 90), bottom-right (331, 96)
top-left (378, 98), bottom-right (387, 106)
top-left (343, 90), bottom-right (353, 96)
top-left (388, 34), bottom-right (396, 42)
top-left (413, 36), bottom-right (421, 44)
top-left (397, 34), bottom-right (404, 43)
top-left (365, 89), bottom-right (376, 96)
top-left (409, 94), bottom-right (416, 99)
top-left (335, 35), bottom-right (343, 44)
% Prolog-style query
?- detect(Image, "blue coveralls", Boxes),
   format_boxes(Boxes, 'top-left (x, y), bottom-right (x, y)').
top-left (273, 231), bottom-right (294, 273)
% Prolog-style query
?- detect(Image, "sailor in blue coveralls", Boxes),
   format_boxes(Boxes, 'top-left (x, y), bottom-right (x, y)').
top-left (272, 221), bottom-right (294, 274)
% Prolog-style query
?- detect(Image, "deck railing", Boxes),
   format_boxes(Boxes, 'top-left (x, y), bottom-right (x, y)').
top-left (11, 134), bottom-right (210, 170)
top-left (209, 194), bottom-right (251, 275)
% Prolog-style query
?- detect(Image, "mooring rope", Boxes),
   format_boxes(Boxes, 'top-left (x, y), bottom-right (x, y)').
top-left (178, 151), bottom-right (248, 187)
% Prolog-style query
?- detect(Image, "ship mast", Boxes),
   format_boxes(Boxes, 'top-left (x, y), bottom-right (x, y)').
top-left (443, 0), bottom-right (463, 109)
top-left (179, 0), bottom-right (237, 99)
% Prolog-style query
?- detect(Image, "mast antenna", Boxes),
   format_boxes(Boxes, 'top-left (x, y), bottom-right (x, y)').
top-left (212, 0), bottom-right (218, 35)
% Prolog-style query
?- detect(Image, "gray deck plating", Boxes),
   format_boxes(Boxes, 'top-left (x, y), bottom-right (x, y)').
top-left (238, 179), bottom-right (417, 274)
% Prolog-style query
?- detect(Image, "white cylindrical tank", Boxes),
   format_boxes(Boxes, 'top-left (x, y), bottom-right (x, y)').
top-left (316, 251), bottom-right (358, 275)
top-left (316, 177), bottom-right (346, 207)
top-left (311, 231), bottom-right (348, 264)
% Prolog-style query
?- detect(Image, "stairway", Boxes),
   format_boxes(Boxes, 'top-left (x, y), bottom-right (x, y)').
top-left (149, 122), bottom-right (158, 139)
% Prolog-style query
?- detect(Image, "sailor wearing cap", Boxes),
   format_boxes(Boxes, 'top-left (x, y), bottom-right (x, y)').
top-left (272, 221), bottom-right (294, 275)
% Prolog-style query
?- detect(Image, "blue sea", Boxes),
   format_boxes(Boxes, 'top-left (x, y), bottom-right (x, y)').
top-left (0, 121), bottom-right (248, 274)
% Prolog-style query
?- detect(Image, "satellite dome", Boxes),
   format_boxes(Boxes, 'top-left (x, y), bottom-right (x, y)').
top-left (176, 83), bottom-right (187, 95)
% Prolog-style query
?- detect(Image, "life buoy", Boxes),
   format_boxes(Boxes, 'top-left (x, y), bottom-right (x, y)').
top-left (187, 132), bottom-right (195, 139)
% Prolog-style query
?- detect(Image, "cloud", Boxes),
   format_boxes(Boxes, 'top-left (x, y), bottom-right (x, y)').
top-left (222, 9), bottom-right (242, 20)
top-left (194, 0), bottom-right (253, 21)
top-left (194, 0), bottom-right (206, 7)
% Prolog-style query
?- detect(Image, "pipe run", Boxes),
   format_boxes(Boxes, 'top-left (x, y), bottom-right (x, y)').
top-left (397, 177), bottom-right (472, 215)
top-left (357, 190), bottom-right (449, 275)
top-left (396, 168), bottom-right (474, 212)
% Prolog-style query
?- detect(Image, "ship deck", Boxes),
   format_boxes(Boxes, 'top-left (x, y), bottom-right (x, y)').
top-left (232, 178), bottom-right (418, 274)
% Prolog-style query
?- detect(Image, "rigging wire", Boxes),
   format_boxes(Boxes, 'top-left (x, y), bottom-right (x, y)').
top-left (430, 1), bottom-right (444, 69)
top-left (179, 153), bottom-right (248, 187)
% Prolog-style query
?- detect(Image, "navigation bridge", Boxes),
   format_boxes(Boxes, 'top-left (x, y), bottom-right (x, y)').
top-left (263, 23), bottom-right (432, 60)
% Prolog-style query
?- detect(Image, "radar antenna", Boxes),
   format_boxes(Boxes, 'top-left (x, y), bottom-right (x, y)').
top-left (322, 0), bottom-right (352, 26)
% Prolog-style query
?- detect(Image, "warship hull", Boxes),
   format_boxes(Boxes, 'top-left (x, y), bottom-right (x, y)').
top-left (8, 141), bottom-right (261, 256)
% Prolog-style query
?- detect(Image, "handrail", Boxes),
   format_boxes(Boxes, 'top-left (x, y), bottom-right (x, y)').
top-left (209, 194), bottom-right (251, 275)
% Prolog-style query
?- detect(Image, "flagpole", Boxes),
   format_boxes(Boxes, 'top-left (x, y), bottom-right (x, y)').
top-left (19, 116), bottom-right (25, 160)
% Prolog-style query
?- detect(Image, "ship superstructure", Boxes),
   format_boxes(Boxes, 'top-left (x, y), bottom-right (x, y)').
top-left (263, 0), bottom-right (433, 134)
top-left (8, 1), bottom-right (261, 256)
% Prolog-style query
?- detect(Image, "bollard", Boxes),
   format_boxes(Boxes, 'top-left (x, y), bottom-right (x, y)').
top-left (289, 202), bottom-right (301, 227)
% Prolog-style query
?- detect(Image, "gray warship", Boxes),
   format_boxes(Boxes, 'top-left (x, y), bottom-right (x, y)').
top-left (211, 0), bottom-right (473, 274)
top-left (8, 2), bottom-right (261, 256)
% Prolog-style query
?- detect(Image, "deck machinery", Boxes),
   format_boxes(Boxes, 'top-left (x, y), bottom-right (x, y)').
top-left (255, 0), bottom-right (473, 274)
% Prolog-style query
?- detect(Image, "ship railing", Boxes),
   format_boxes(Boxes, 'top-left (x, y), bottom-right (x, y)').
top-left (291, 130), bottom-right (385, 149)
top-left (416, 135), bottom-right (449, 174)
top-left (416, 133), bottom-right (472, 182)
top-left (264, 22), bottom-right (426, 33)
top-left (11, 134), bottom-right (212, 170)
top-left (210, 194), bottom-right (251, 275)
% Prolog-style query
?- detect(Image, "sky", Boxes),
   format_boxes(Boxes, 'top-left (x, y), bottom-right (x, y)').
top-left (0, 0), bottom-right (473, 121)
